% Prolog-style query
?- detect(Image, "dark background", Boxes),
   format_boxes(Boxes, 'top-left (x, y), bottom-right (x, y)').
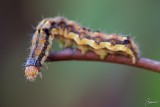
top-left (0, 0), bottom-right (160, 107)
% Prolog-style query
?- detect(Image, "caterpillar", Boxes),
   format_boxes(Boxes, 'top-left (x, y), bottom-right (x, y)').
top-left (25, 16), bottom-right (140, 81)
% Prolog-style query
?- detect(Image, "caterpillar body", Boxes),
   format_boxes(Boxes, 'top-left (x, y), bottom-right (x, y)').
top-left (25, 16), bottom-right (140, 81)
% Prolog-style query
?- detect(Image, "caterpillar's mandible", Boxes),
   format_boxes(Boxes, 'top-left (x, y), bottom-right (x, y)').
top-left (25, 16), bottom-right (140, 81)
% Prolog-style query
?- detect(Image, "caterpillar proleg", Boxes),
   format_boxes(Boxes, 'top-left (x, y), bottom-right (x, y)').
top-left (25, 16), bottom-right (140, 81)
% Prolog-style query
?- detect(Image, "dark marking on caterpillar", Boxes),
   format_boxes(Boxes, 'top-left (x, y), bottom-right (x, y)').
top-left (25, 16), bottom-right (140, 81)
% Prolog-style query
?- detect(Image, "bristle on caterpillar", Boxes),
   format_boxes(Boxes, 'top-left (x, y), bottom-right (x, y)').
top-left (25, 16), bottom-right (140, 81)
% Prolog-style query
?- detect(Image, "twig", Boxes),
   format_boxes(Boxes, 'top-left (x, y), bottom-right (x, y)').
top-left (47, 48), bottom-right (160, 73)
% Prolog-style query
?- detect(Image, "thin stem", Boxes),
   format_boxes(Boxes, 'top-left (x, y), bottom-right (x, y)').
top-left (47, 48), bottom-right (160, 73)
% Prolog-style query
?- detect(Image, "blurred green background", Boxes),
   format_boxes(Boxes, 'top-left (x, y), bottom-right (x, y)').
top-left (0, 0), bottom-right (160, 107)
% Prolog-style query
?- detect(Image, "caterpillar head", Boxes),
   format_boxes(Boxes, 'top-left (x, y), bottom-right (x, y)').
top-left (25, 66), bottom-right (40, 81)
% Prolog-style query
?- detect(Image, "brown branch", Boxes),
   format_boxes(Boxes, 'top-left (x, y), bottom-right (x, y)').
top-left (47, 48), bottom-right (160, 73)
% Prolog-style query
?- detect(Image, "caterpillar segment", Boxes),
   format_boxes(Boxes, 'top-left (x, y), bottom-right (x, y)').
top-left (25, 20), bottom-right (54, 81)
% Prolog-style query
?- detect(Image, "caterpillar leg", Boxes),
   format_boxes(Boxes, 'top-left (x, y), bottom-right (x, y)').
top-left (93, 49), bottom-right (108, 60)
top-left (64, 39), bottom-right (73, 48)
top-left (78, 45), bottom-right (89, 54)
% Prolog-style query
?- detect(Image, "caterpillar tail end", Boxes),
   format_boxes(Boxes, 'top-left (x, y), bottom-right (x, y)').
top-left (25, 66), bottom-right (40, 81)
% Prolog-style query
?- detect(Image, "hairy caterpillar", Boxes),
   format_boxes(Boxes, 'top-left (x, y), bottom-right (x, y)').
top-left (25, 16), bottom-right (140, 81)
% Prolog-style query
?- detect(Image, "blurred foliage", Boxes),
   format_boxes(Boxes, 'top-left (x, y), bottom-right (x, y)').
top-left (0, 0), bottom-right (160, 107)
